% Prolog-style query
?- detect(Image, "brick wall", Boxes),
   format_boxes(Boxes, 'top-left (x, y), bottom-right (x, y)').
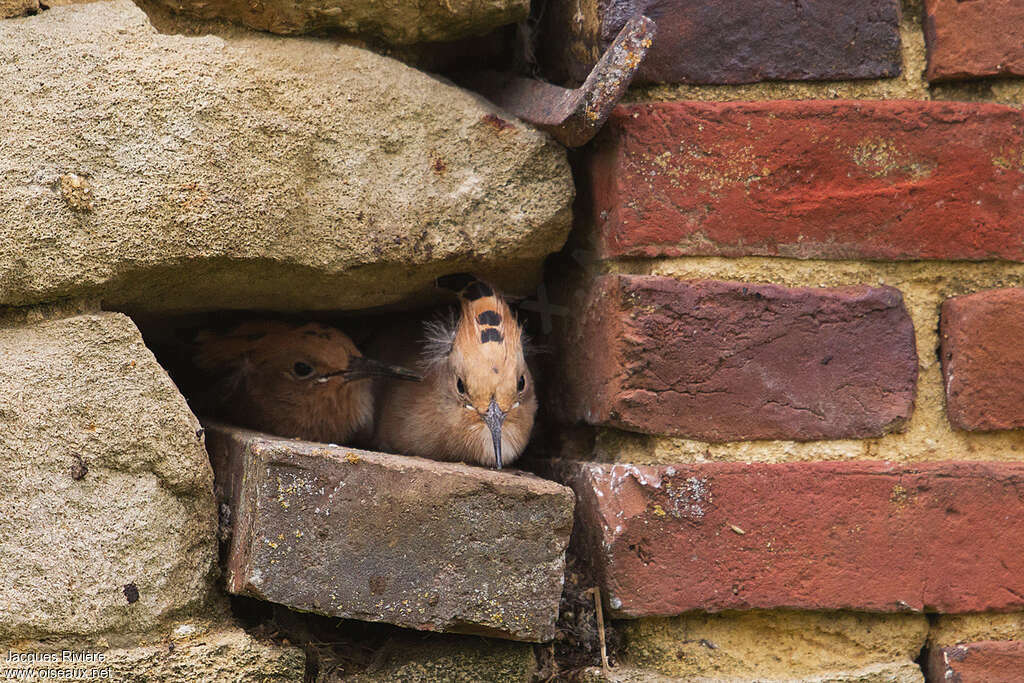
top-left (542, 0), bottom-right (1024, 679)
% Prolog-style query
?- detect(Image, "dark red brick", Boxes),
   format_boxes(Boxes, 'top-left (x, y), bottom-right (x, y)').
top-left (560, 275), bottom-right (917, 441)
top-left (207, 424), bottom-right (574, 642)
top-left (925, 0), bottom-right (1024, 81)
top-left (941, 288), bottom-right (1024, 431)
top-left (587, 101), bottom-right (1024, 261)
top-left (927, 641), bottom-right (1024, 683)
top-left (554, 460), bottom-right (1024, 618)
top-left (540, 0), bottom-right (901, 85)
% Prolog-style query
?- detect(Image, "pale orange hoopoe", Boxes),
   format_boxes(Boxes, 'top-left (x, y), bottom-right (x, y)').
top-left (372, 275), bottom-right (537, 469)
top-left (191, 320), bottom-right (420, 444)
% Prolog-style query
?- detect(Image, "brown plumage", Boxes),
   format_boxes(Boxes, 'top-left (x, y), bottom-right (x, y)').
top-left (191, 320), bottom-right (420, 444)
top-left (372, 276), bottom-right (537, 468)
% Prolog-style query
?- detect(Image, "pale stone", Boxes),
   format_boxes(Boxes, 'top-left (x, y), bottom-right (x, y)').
top-left (139, 0), bottom-right (528, 43)
top-left (0, 0), bottom-right (36, 17)
top-left (0, 1), bottom-right (572, 315)
top-left (0, 310), bottom-right (216, 639)
top-left (620, 611), bottom-right (928, 681)
top-left (1, 621), bottom-right (305, 680)
top-left (347, 636), bottom-right (536, 681)
top-left (578, 662), bottom-right (923, 682)
top-left (929, 613), bottom-right (1024, 646)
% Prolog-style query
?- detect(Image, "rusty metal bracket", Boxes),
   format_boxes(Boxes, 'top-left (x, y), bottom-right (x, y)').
top-left (468, 15), bottom-right (656, 147)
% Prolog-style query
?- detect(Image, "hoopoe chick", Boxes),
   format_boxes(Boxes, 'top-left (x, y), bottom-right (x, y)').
top-left (373, 276), bottom-right (537, 469)
top-left (192, 321), bottom-right (420, 444)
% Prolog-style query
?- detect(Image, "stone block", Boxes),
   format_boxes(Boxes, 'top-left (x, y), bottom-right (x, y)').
top-left (0, 310), bottom-right (215, 639)
top-left (208, 424), bottom-right (574, 642)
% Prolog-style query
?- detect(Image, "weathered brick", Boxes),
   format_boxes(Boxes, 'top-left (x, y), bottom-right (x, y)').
top-left (587, 101), bottom-right (1024, 261)
top-left (926, 641), bottom-right (1024, 682)
top-left (554, 460), bottom-right (1024, 617)
top-left (941, 288), bottom-right (1024, 431)
top-left (540, 0), bottom-right (901, 85)
top-left (560, 275), bottom-right (917, 441)
top-left (207, 424), bottom-right (574, 642)
top-left (924, 0), bottom-right (1024, 81)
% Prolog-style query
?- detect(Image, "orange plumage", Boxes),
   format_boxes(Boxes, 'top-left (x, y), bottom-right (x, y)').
top-left (372, 276), bottom-right (537, 468)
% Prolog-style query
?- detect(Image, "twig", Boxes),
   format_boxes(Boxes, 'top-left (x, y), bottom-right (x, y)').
top-left (587, 586), bottom-right (610, 672)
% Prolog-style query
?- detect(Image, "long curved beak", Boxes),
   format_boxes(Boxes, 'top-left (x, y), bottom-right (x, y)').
top-left (317, 357), bottom-right (422, 383)
top-left (484, 398), bottom-right (506, 469)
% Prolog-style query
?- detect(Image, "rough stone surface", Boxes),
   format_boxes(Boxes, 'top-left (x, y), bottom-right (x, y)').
top-left (142, 0), bottom-right (527, 43)
top-left (347, 636), bottom-right (536, 682)
top-left (540, 0), bottom-right (901, 85)
top-left (620, 611), bottom-right (927, 682)
top-left (930, 613), bottom-right (1024, 647)
top-left (926, 641), bottom-right (1024, 682)
top-left (559, 275), bottom-right (917, 441)
top-left (924, 0), bottom-right (1024, 81)
top-left (0, 0), bottom-right (36, 18)
top-left (0, 311), bottom-right (216, 639)
top-left (586, 101), bottom-right (1024, 261)
top-left (578, 663), bottom-right (923, 682)
top-left (0, 1), bottom-right (573, 314)
top-left (208, 424), bottom-right (574, 642)
top-left (1, 620), bottom-right (305, 681)
top-left (554, 460), bottom-right (1024, 617)
top-left (941, 288), bottom-right (1024, 431)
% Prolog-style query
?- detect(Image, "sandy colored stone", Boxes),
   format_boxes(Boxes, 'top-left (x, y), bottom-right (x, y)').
top-left (579, 663), bottom-right (923, 682)
top-left (929, 613), bottom-right (1024, 647)
top-left (0, 1), bottom-right (572, 315)
top-left (1, 620), bottom-right (304, 681)
top-left (142, 0), bottom-right (527, 43)
top-left (552, 258), bottom-right (1024, 464)
top-left (620, 611), bottom-right (927, 681)
top-left (0, 0), bottom-right (36, 17)
top-left (348, 636), bottom-right (536, 682)
top-left (0, 310), bottom-right (216, 639)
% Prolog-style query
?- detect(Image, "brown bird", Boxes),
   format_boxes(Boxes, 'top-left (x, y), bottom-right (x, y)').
top-left (191, 320), bottom-right (420, 444)
top-left (372, 275), bottom-right (537, 469)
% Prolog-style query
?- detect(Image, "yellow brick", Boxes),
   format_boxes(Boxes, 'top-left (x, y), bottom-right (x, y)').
top-left (621, 610), bottom-right (928, 680)
top-left (929, 613), bottom-right (1024, 647)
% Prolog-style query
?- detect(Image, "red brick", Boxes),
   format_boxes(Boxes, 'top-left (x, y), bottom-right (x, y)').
top-left (554, 460), bottom-right (1024, 618)
top-left (560, 275), bottom-right (917, 441)
top-left (207, 424), bottom-right (574, 642)
top-left (587, 101), bottom-right (1024, 261)
top-left (941, 288), bottom-right (1024, 431)
top-left (540, 0), bottom-right (901, 85)
top-left (925, 0), bottom-right (1024, 81)
top-left (926, 641), bottom-right (1024, 683)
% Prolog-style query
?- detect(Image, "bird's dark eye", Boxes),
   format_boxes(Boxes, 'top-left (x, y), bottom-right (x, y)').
top-left (456, 377), bottom-right (466, 395)
top-left (517, 375), bottom-right (526, 392)
top-left (293, 361), bottom-right (315, 378)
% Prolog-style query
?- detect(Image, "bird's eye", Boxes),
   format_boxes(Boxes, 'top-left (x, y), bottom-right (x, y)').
top-left (517, 375), bottom-right (526, 392)
top-left (293, 361), bottom-right (315, 379)
top-left (456, 377), bottom-right (466, 395)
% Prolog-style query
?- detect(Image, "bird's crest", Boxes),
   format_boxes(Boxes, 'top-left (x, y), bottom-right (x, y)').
top-left (426, 274), bottom-right (524, 369)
